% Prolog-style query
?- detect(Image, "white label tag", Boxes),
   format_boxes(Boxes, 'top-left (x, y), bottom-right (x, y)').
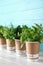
top-left (27, 54), bottom-right (39, 58)
top-left (7, 47), bottom-right (15, 51)
top-left (16, 50), bottom-right (23, 55)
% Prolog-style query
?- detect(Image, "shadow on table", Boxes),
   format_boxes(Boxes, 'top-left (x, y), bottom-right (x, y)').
top-left (38, 52), bottom-right (43, 63)
top-left (38, 58), bottom-right (43, 63)
top-left (40, 52), bottom-right (43, 57)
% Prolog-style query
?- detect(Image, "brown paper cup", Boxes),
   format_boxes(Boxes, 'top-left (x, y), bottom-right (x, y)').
top-left (15, 39), bottom-right (21, 55)
top-left (26, 42), bottom-right (40, 61)
top-left (15, 39), bottom-right (21, 50)
top-left (6, 39), bottom-right (15, 51)
top-left (0, 38), bottom-right (6, 50)
top-left (0, 38), bottom-right (6, 45)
